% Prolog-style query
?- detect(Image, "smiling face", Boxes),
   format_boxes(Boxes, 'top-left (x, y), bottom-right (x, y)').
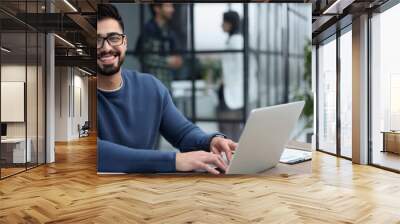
top-left (97, 18), bottom-right (127, 76)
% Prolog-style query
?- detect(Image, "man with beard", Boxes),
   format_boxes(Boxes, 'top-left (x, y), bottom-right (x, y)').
top-left (135, 3), bottom-right (182, 90)
top-left (97, 4), bottom-right (237, 174)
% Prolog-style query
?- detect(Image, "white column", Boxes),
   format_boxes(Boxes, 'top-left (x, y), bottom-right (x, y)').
top-left (46, 33), bottom-right (55, 163)
top-left (45, 0), bottom-right (55, 163)
top-left (352, 14), bottom-right (369, 164)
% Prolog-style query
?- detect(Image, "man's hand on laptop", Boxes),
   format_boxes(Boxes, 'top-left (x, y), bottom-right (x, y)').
top-left (209, 137), bottom-right (237, 162)
top-left (175, 151), bottom-right (228, 175)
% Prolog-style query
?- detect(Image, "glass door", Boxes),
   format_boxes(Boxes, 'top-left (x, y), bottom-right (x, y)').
top-left (317, 35), bottom-right (337, 155)
top-left (370, 3), bottom-right (400, 171)
top-left (339, 27), bottom-right (352, 158)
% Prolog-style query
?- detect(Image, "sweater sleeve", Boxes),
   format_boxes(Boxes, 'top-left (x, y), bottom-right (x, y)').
top-left (158, 82), bottom-right (221, 152)
top-left (97, 138), bottom-right (176, 173)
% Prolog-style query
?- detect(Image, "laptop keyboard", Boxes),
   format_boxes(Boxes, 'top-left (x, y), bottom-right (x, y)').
top-left (194, 153), bottom-right (229, 173)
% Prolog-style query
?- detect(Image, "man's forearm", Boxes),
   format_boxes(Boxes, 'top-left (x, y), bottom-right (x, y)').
top-left (97, 138), bottom-right (176, 173)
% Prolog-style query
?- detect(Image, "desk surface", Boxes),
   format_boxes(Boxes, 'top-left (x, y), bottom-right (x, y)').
top-left (98, 141), bottom-right (313, 176)
top-left (97, 161), bottom-right (311, 177)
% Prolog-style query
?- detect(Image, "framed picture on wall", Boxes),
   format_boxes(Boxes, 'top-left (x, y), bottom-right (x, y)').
top-left (1, 81), bottom-right (25, 122)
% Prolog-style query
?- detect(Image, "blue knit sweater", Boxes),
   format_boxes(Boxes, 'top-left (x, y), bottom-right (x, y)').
top-left (97, 69), bottom-right (217, 173)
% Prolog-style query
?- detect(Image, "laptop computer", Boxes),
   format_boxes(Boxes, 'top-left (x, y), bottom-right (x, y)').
top-left (98, 101), bottom-right (304, 175)
top-left (217, 101), bottom-right (305, 174)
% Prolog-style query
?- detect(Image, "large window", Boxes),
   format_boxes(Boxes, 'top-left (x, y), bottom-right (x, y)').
top-left (313, 0), bottom-right (400, 170)
top-left (317, 25), bottom-right (353, 158)
top-left (114, 3), bottom-right (311, 147)
top-left (317, 36), bottom-right (337, 154)
top-left (315, 25), bottom-right (353, 158)
top-left (339, 28), bottom-right (352, 158)
top-left (370, 3), bottom-right (400, 171)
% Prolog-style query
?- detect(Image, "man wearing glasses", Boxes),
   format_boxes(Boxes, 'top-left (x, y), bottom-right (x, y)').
top-left (97, 4), bottom-right (237, 174)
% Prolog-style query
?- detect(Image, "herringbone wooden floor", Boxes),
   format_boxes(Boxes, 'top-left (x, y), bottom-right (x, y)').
top-left (1, 135), bottom-right (400, 224)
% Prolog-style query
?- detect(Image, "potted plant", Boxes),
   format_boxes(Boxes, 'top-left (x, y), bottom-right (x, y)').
top-left (293, 39), bottom-right (314, 143)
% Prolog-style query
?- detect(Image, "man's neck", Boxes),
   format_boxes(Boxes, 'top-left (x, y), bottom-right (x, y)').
top-left (97, 70), bottom-right (122, 91)
top-left (155, 15), bottom-right (166, 28)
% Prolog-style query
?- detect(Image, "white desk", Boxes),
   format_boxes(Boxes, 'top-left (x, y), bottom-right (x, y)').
top-left (1, 138), bottom-right (31, 163)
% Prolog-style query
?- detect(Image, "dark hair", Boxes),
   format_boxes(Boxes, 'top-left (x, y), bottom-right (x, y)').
top-left (149, 3), bottom-right (162, 17)
top-left (223, 11), bottom-right (240, 36)
top-left (98, 4), bottom-right (124, 32)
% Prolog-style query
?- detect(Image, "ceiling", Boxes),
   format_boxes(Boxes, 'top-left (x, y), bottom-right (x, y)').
top-left (310, 0), bottom-right (390, 43)
top-left (0, 0), bottom-right (97, 72)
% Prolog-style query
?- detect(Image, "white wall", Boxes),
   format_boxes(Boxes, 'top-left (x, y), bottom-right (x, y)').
top-left (55, 66), bottom-right (68, 141)
top-left (1, 65), bottom-right (26, 131)
top-left (1, 82), bottom-right (25, 122)
top-left (1, 65), bottom-right (39, 138)
top-left (1, 64), bottom-right (46, 164)
top-left (72, 72), bottom-right (89, 138)
top-left (54, 67), bottom-right (89, 141)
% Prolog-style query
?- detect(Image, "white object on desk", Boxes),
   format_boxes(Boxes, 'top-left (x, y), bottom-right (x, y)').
top-left (1, 138), bottom-right (31, 163)
top-left (280, 148), bottom-right (312, 164)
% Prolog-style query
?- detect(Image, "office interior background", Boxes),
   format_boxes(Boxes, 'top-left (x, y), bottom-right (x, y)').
top-left (114, 3), bottom-right (312, 150)
top-left (0, 1), bottom-right (400, 223)
top-left (0, 0), bottom-right (97, 179)
top-left (312, 0), bottom-right (400, 172)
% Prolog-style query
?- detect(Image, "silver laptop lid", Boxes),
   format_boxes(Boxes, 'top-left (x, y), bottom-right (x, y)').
top-left (226, 101), bottom-right (305, 174)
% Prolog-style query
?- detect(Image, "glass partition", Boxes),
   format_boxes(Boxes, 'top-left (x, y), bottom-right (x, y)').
top-left (317, 36), bottom-right (337, 154)
top-left (339, 28), bottom-right (352, 158)
top-left (27, 31), bottom-right (38, 169)
top-left (1, 29), bottom-right (28, 177)
top-left (38, 33), bottom-right (46, 166)
top-left (0, 0), bottom-right (46, 179)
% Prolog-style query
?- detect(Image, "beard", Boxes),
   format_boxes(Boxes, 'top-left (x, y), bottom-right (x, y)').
top-left (97, 50), bottom-right (125, 76)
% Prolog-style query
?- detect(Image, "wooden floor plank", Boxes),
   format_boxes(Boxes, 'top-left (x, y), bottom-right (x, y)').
top-left (1, 135), bottom-right (400, 223)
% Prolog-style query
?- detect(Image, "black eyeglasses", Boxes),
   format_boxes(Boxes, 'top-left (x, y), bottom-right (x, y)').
top-left (97, 33), bottom-right (126, 49)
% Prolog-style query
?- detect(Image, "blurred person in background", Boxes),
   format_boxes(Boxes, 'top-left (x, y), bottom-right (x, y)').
top-left (219, 10), bottom-right (258, 141)
top-left (135, 3), bottom-right (183, 91)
